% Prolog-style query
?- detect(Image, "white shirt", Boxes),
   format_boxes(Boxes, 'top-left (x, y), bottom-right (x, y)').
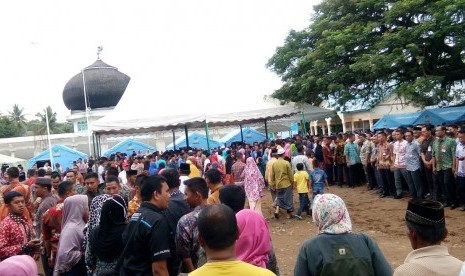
top-left (393, 140), bottom-right (408, 168)
top-left (455, 143), bottom-right (465, 177)
top-left (118, 170), bottom-right (128, 185)
top-left (98, 165), bottom-right (105, 184)
top-left (179, 176), bottom-right (189, 193)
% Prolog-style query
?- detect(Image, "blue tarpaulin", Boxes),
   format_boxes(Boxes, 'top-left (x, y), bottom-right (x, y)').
top-left (166, 132), bottom-right (221, 150)
top-left (219, 128), bottom-right (267, 146)
top-left (28, 144), bottom-right (88, 171)
top-left (372, 112), bottom-right (422, 130)
top-left (103, 138), bottom-right (155, 157)
top-left (412, 106), bottom-right (465, 126)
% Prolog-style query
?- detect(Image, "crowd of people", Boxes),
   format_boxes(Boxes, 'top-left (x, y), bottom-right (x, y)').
top-left (0, 124), bottom-right (464, 275)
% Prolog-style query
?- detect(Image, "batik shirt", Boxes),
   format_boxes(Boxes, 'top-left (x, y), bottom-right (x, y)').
top-left (175, 206), bottom-right (207, 269)
top-left (42, 199), bottom-right (64, 261)
top-left (344, 142), bottom-right (360, 165)
top-left (432, 136), bottom-right (456, 170)
top-left (0, 213), bottom-right (33, 259)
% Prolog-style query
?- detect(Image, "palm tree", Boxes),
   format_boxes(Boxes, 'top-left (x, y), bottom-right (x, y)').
top-left (8, 104), bottom-right (27, 135)
top-left (33, 106), bottom-right (58, 135)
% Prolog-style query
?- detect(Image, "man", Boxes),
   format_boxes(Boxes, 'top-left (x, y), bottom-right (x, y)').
top-left (179, 163), bottom-right (190, 193)
top-left (344, 133), bottom-right (360, 188)
top-left (33, 178), bottom-right (57, 239)
top-left (118, 161), bottom-right (130, 186)
top-left (176, 178), bottom-right (208, 273)
top-left (24, 169), bottom-right (37, 188)
top-left (231, 152), bottom-right (246, 187)
top-left (65, 169), bottom-right (84, 195)
top-left (0, 191), bottom-right (41, 260)
top-left (132, 156), bottom-right (145, 175)
top-left (105, 175), bottom-right (128, 201)
top-left (121, 175), bottom-right (171, 275)
top-left (359, 133), bottom-right (375, 190)
top-left (42, 181), bottom-right (75, 276)
top-left (292, 144), bottom-right (312, 174)
top-left (421, 126), bottom-right (437, 199)
top-left (322, 137), bottom-right (335, 185)
top-left (265, 149), bottom-right (278, 202)
top-left (161, 169), bottom-right (190, 276)
top-left (72, 164), bottom-right (84, 184)
top-left (97, 157), bottom-right (107, 185)
top-left (189, 204), bottom-right (274, 276)
top-left (377, 132), bottom-right (396, 198)
top-left (50, 172), bottom-right (61, 198)
top-left (270, 148), bottom-right (294, 219)
top-left (455, 130), bottom-right (465, 211)
top-left (126, 169), bottom-right (138, 199)
top-left (394, 199), bottom-right (462, 275)
top-left (335, 133), bottom-right (347, 187)
top-left (412, 126), bottom-right (424, 144)
top-left (392, 130), bottom-right (409, 199)
top-left (432, 126), bottom-right (458, 209)
top-left (205, 169), bottom-right (223, 204)
top-left (0, 167), bottom-right (32, 221)
top-left (404, 131), bottom-right (423, 199)
top-left (219, 184), bottom-right (246, 213)
top-left (83, 172), bottom-right (102, 207)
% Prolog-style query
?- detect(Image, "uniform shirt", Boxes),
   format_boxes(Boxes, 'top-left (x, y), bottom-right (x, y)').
top-left (294, 171), bottom-right (309, 194)
top-left (432, 136), bottom-right (456, 170)
top-left (405, 141), bottom-right (421, 171)
top-left (121, 202), bottom-right (171, 275)
top-left (455, 142), bottom-right (465, 177)
top-left (175, 206), bottom-right (207, 269)
top-left (344, 142), bottom-right (360, 165)
top-left (420, 136), bottom-right (435, 161)
top-left (0, 213), bottom-right (33, 260)
top-left (393, 140), bottom-right (408, 168)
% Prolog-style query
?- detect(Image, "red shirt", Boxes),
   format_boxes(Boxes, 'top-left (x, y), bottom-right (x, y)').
top-left (0, 214), bottom-right (33, 260)
top-left (42, 199), bottom-right (64, 243)
top-left (24, 177), bottom-right (36, 187)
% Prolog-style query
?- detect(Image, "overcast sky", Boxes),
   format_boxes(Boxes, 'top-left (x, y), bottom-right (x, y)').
top-left (0, 0), bottom-right (320, 121)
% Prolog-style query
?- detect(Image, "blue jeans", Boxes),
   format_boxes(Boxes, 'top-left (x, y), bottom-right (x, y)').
top-left (312, 183), bottom-right (324, 200)
top-left (297, 193), bottom-right (311, 216)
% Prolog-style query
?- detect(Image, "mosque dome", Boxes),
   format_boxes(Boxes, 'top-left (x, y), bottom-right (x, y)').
top-left (63, 59), bottom-right (130, 111)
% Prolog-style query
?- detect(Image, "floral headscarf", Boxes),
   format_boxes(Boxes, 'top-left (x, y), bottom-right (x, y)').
top-left (312, 193), bottom-right (352, 234)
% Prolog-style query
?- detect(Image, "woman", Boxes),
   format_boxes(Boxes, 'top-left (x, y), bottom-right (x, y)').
top-left (294, 194), bottom-right (392, 276)
top-left (187, 157), bottom-right (201, 178)
top-left (87, 195), bottom-right (128, 275)
top-left (54, 195), bottom-right (88, 276)
top-left (235, 209), bottom-right (271, 268)
top-left (241, 157), bottom-right (265, 215)
top-left (0, 255), bottom-right (38, 276)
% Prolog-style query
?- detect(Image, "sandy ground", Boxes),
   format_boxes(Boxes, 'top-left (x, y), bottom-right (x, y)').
top-left (265, 185), bottom-right (465, 275)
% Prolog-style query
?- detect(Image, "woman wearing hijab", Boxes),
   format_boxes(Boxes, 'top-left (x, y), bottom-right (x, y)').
top-left (241, 157), bottom-right (266, 215)
top-left (0, 255), bottom-right (38, 276)
top-left (187, 157), bottom-right (201, 178)
top-left (54, 195), bottom-right (88, 276)
top-left (294, 194), bottom-right (392, 276)
top-left (235, 209), bottom-right (272, 269)
top-left (87, 195), bottom-right (128, 275)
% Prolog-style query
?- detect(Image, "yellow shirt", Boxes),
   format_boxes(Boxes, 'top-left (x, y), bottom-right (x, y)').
top-left (294, 171), bottom-right (309, 193)
top-left (207, 185), bottom-right (222, 204)
top-left (189, 260), bottom-right (275, 276)
top-left (270, 158), bottom-right (293, 189)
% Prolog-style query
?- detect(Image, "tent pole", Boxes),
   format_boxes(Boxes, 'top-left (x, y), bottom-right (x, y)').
top-left (172, 130), bottom-right (176, 151)
top-left (184, 125), bottom-right (189, 149)
top-left (98, 135), bottom-right (102, 157)
top-left (301, 112), bottom-right (307, 136)
top-left (92, 133), bottom-right (97, 160)
top-left (264, 119), bottom-right (269, 139)
top-left (240, 124), bottom-right (244, 144)
top-left (204, 121), bottom-right (211, 152)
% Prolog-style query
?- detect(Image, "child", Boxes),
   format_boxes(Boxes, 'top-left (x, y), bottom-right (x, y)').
top-left (294, 163), bottom-right (311, 220)
top-left (310, 159), bottom-right (330, 203)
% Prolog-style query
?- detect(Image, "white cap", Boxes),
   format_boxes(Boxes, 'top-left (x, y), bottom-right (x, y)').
top-left (277, 148), bottom-right (285, 155)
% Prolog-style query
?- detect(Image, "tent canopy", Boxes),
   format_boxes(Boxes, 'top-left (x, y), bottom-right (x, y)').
top-left (166, 132), bottom-right (221, 150)
top-left (92, 96), bottom-right (335, 135)
top-left (219, 128), bottom-right (267, 146)
top-left (372, 112), bottom-right (421, 130)
top-left (102, 138), bottom-right (155, 157)
top-left (413, 106), bottom-right (465, 126)
top-left (28, 145), bottom-right (88, 171)
top-left (0, 154), bottom-right (27, 169)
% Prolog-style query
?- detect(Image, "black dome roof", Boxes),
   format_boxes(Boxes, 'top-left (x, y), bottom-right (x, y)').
top-left (63, 60), bottom-right (130, 111)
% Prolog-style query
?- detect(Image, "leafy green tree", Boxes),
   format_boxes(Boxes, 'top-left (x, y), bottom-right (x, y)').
top-left (267, 0), bottom-right (465, 108)
top-left (33, 106), bottom-right (58, 136)
top-left (0, 116), bottom-right (21, 138)
top-left (8, 104), bottom-right (27, 135)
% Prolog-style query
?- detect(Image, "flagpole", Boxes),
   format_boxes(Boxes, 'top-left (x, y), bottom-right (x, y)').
top-left (45, 107), bottom-right (54, 169)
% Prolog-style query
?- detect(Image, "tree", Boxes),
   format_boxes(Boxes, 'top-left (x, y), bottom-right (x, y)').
top-left (267, 0), bottom-right (465, 109)
top-left (0, 116), bottom-right (21, 138)
top-left (8, 104), bottom-right (27, 135)
top-left (33, 106), bottom-right (58, 136)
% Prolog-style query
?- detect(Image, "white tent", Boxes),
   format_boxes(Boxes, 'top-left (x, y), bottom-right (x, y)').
top-left (0, 153), bottom-right (28, 169)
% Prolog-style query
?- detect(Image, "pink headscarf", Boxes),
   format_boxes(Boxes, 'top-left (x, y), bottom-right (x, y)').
top-left (55, 195), bottom-right (88, 275)
top-left (241, 157), bottom-right (265, 201)
top-left (0, 255), bottom-right (38, 276)
top-left (235, 209), bottom-right (271, 268)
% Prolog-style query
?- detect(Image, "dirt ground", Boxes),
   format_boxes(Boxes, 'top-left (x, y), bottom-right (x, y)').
top-left (265, 185), bottom-right (465, 275)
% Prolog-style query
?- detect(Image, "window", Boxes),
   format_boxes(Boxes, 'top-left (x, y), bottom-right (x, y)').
top-left (77, 121), bottom-right (88, 132)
